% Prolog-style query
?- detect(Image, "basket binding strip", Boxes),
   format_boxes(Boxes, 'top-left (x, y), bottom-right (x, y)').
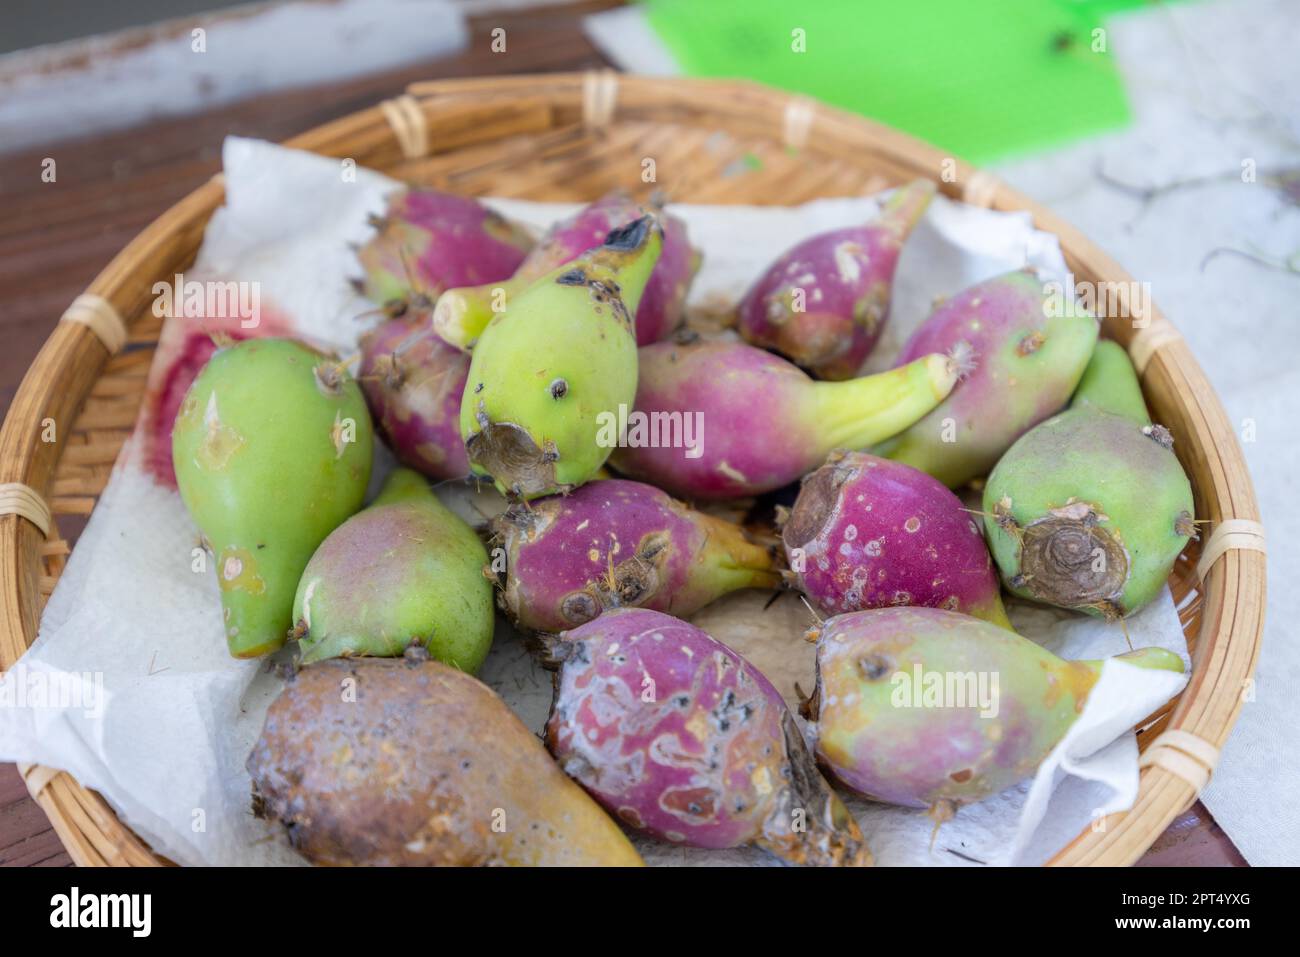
top-left (380, 95), bottom-right (429, 160)
top-left (1195, 520), bottom-right (1265, 583)
top-left (60, 295), bottom-right (128, 356)
top-left (0, 483), bottom-right (52, 537)
top-left (1130, 317), bottom-right (1183, 374)
top-left (0, 72), bottom-right (1265, 867)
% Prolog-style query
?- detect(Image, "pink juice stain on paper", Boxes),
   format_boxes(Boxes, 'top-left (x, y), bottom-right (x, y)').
top-left (138, 299), bottom-right (296, 489)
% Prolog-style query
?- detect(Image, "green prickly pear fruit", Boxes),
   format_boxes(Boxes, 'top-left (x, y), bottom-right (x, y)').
top-left (172, 338), bottom-right (374, 658)
top-left (1069, 338), bottom-right (1150, 424)
top-left (806, 606), bottom-right (1184, 814)
top-left (461, 216), bottom-right (662, 499)
top-left (291, 468), bottom-right (494, 670)
top-left (983, 341), bottom-right (1196, 619)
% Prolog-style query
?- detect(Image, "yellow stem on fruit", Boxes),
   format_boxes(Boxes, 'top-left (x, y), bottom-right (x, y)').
top-left (810, 352), bottom-right (958, 451)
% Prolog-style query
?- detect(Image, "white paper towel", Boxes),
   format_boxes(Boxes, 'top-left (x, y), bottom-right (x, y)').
top-left (0, 136), bottom-right (1188, 866)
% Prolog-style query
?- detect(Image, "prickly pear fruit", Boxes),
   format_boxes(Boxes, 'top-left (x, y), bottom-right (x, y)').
top-left (358, 314), bottom-right (470, 479)
top-left (435, 192), bottom-right (698, 349)
top-left (608, 336), bottom-right (958, 500)
top-left (291, 469), bottom-right (493, 670)
top-left (248, 648), bottom-right (643, 866)
top-left (172, 338), bottom-right (373, 657)
top-left (806, 606), bottom-right (1184, 814)
top-left (983, 342), bottom-right (1195, 619)
top-left (353, 187), bottom-right (533, 314)
top-left (737, 179), bottom-right (935, 380)
top-left (874, 270), bottom-right (1099, 488)
top-left (491, 478), bottom-right (779, 632)
top-left (1069, 338), bottom-right (1150, 424)
top-left (783, 451), bottom-right (1010, 627)
top-left (461, 216), bottom-right (662, 499)
top-left (545, 607), bottom-right (872, 866)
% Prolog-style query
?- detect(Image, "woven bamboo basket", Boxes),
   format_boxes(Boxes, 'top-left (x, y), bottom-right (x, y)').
top-left (0, 73), bottom-right (1265, 867)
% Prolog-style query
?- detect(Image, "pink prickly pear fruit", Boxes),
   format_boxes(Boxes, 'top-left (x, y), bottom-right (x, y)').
top-left (607, 336), bottom-right (959, 500)
top-left (983, 341), bottom-right (1195, 619)
top-left (434, 192), bottom-right (700, 349)
top-left (545, 607), bottom-right (873, 866)
top-left (737, 179), bottom-right (935, 380)
top-left (874, 270), bottom-right (1099, 488)
top-left (354, 187), bottom-right (533, 314)
top-left (358, 314), bottom-right (470, 480)
top-left (805, 607), bottom-right (1183, 816)
top-left (291, 469), bottom-right (494, 671)
top-left (783, 451), bottom-right (1010, 628)
top-left (490, 478), bottom-right (780, 632)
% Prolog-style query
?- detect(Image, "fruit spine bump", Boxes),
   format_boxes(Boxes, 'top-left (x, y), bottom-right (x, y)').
top-left (434, 192), bottom-right (699, 349)
top-left (805, 606), bottom-right (1184, 816)
top-left (982, 339), bottom-right (1196, 619)
top-left (874, 269), bottom-right (1100, 488)
top-left (353, 187), bottom-right (533, 315)
top-left (291, 468), bottom-right (495, 671)
top-left (783, 450), bottom-right (1011, 628)
top-left (490, 478), bottom-right (780, 632)
top-left (248, 648), bottom-right (644, 866)
top-left (608, 335), bottom-right (959, 500)
top-left (545, 607), bottom-right (873, 866)
top-left (737, 178), bottom-right (935, 380)
top-left (461, 215), bottom-right (662, 500)
top-left (171, 338), bottom-right (374, 657)
top-left (357, 314), bottom-right (470, 480)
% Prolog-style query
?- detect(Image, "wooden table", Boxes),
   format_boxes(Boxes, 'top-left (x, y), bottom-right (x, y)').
top-left (0, 0), bottom-right (1245, 868)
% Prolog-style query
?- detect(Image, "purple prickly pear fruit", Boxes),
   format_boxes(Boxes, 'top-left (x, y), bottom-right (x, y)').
top-left (545, 607), bottom-right (873, 866)
top-left (490, 478), bottom-right (780, 632)
top-left (783, 451), bottom-right (1010, 627)
top-left (983, 341), bottom-right (1195, 619)
top-left (434, 192), bottom-right (700, 349)
top-left (354, 187), bottom-right (533, 313)
top-left (358, 314), bottom-right (470, 480)
top-left (874, 270), bottom-right (1099, 488)
top-left (806, 607), bottom-right (1184, 816)
top-left (607, 336), bottom-right (959, 500)
top-left (737, 179), bottom-right (935, 380)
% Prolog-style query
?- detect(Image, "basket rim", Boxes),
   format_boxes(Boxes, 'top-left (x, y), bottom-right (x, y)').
top-left (0, 71), bottom-right (1265, 867)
